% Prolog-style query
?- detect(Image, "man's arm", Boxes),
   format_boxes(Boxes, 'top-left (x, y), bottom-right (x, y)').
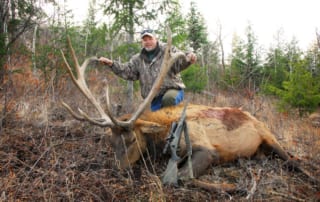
top-left (98, 56), bottom-right (140, 81)
top-left (170, 45), bottom-right (197, 73)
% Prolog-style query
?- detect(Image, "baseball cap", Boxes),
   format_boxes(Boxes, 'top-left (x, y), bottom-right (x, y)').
top-left (140, 29), bottom-right (156, 39)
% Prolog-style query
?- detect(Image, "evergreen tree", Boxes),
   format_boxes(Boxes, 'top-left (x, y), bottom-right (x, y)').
top-left (228, 33), bottom-right (246, 87)
top-left (34, 0), bottom-right (86, 88)
top-left (262, 30), bottom-right (302, 94)
top-left (228, 23), bottom-right (261, 91)
top-left (103, 0), bottom-right (178, 40)
top-left (284, 38), bottom-right (302, 76)
top-left (186, 1), bottom-right (208, 52)
top-left (305, 42), bottom-right (320, 77)
top-left (160, 3), bottom-right (188, 49)
top-left (0, 0), bottom-right (46, 84)
top-left (181, 1), bottom-right (213, 92)
top-left (270, 59), bottom-right (320, 114)
top-left (263, 46), bottom-right (288, 91)
top-left (263, 35), bottom-right (319, 114)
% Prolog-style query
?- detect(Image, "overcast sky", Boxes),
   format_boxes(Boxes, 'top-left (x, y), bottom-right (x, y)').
top-left (61, 0), bottom-right (319, 54)
top-left (181, 0), bottom-right (319, 52)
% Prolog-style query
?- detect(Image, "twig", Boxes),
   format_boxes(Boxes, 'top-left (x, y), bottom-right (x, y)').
top-left (246, 168), bottom-right (262, 200)
top-left (270, 191), bottom-right (306, 202)
top-left (15, 142), bottom-right (63, 194)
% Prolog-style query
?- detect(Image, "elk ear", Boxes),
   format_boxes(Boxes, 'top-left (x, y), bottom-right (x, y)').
top-left (137, 120), bottom-right (167, 134)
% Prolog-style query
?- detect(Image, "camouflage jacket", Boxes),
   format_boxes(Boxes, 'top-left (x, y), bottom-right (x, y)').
top-left (109, 42), bottom-right (191, 98)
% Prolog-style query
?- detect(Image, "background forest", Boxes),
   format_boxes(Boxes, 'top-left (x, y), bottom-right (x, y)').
top-left (0, 0), bottom-right (319, 201)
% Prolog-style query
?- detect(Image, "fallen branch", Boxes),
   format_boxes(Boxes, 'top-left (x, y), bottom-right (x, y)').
top-left (270, 191), bottom-right (306, 202)
top-left (246, 168), bottom-right (262, 200)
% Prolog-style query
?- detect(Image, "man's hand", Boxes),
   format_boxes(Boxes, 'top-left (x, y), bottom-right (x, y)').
top-left (98, 57), bottom-right (113, 66)
top-left (186, 53), bottom-right (197, 64)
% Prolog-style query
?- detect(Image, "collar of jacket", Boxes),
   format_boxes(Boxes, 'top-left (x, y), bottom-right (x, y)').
top-left (140, 42), bottom-right (161, 63)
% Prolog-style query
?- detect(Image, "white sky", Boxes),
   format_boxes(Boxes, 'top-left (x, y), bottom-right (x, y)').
top-left (180, 0), bottom-right (319, 53)
top-left (59, 0), bottom-right (320, 54)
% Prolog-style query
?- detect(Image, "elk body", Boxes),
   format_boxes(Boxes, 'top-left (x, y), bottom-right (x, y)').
top-left (61, 31), bottom-right (318, 192)
top-left (111, 103), bottom-right (291, 179)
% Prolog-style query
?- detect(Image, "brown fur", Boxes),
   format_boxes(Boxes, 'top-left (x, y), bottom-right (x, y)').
top-left (109, 103), bottom-right (318, 191)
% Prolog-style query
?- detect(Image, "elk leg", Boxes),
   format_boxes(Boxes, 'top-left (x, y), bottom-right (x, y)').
top-left (262, 138), bottom-right (302, 171)
top-left (178, 147), bottom-right (216, 179)
top-left (262, 138), bottom-right (290, 160)
top-left (263, 137), bottom-right (320, 184)
top-left (178, 148), bottom-right (240, 193)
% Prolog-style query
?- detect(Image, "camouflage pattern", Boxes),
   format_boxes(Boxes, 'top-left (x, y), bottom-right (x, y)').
top-left (109, 42), bottom-right (191, 98)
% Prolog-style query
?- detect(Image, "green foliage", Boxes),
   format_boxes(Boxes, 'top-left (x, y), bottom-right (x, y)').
top-left (103, 0), bottom-right (178, 36)
top-left (84, 25), bottom-right (109, 56)
top-left (267, 60), bottom-right (320, 114)
top-left (229, 24), bottom-right (262, 90)
top-left (186, 1), bottom-right (208, 52)
top-left (304, 42), bottom-right (320, 77)
top-left (32, 1), bottom-right (83, 85)
top-left (111, 42), bottom-right (141, 62)
top-left (0, 0), bottom-right (47, 84)
top-left (222, 63), bottom-right (242, 89)
top-left (181, 64), bottom-right (207, 93)
top-left (159, 3), bottom-right (188, 49)
top-left (201, 41), bottom-right (220, 90)
top-left (263, 47), bottom-right (289, 90)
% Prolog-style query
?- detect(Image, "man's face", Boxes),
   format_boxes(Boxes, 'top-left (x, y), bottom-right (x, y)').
top-left (141, 35), bottom-right (157, 51)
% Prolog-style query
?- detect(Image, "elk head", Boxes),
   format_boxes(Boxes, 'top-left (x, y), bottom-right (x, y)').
top-left (61, 28), bottom-right (185, 169)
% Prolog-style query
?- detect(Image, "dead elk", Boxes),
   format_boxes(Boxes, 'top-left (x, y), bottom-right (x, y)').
top-left (60, 34), bottom-right (319, 193)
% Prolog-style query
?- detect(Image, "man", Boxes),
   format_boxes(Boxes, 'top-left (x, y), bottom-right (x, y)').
top-left (99, 29), bottom-right (197, 111)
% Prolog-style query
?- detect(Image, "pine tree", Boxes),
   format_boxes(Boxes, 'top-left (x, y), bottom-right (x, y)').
top-left (228, 23), bottom-right (261, 92)
top-left (186, 1), bottom-right (208, 52)
top-left (160, 3), bottom-right (188, 49)
top-left (275, 59), bottom-right (320, 114)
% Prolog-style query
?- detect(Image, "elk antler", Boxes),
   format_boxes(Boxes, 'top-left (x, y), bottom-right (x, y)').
top-left (62, 27), bottom-right (187, 128)
top-left (60, 36), bottom-right (114, 127)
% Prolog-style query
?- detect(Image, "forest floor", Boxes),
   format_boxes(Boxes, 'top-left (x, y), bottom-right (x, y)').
top-left (1, 70), bottom-right (320, 201)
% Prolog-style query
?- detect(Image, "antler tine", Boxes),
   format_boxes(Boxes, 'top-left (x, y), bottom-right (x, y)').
top-left (111, 26), bottom-right (186, 128)
top-left (61, 101), bottom-right (87, 121)
top-left (60, 36), bottom-right (114, 127)
top-left (103, 86), bottom-right (122, 125)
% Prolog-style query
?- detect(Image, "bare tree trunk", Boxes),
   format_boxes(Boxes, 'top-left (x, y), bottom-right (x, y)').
top-left (32, 24), bottom-right (38, 74)
top-left (84, 29), bottom-right (90, 57)
top-left (218, 22), bottom-right (226, 74)
top-left (126, 6), bottom-right (135, 113)
top-left (316, 29), bottom-right (320, 48)
top-left (126, 32), bottom-right (134, 113)
top-left (289, 54), bottom-right (293, 76)
top-left (217, 22), bottom-right (225, 73)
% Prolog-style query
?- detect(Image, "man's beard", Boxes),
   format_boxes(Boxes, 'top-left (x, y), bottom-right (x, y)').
top-left (145, 47), bottom-right (155, 52)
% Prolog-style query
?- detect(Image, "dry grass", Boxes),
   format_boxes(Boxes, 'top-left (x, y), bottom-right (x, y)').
top-left (1, 74), bottom-right (319, 201)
